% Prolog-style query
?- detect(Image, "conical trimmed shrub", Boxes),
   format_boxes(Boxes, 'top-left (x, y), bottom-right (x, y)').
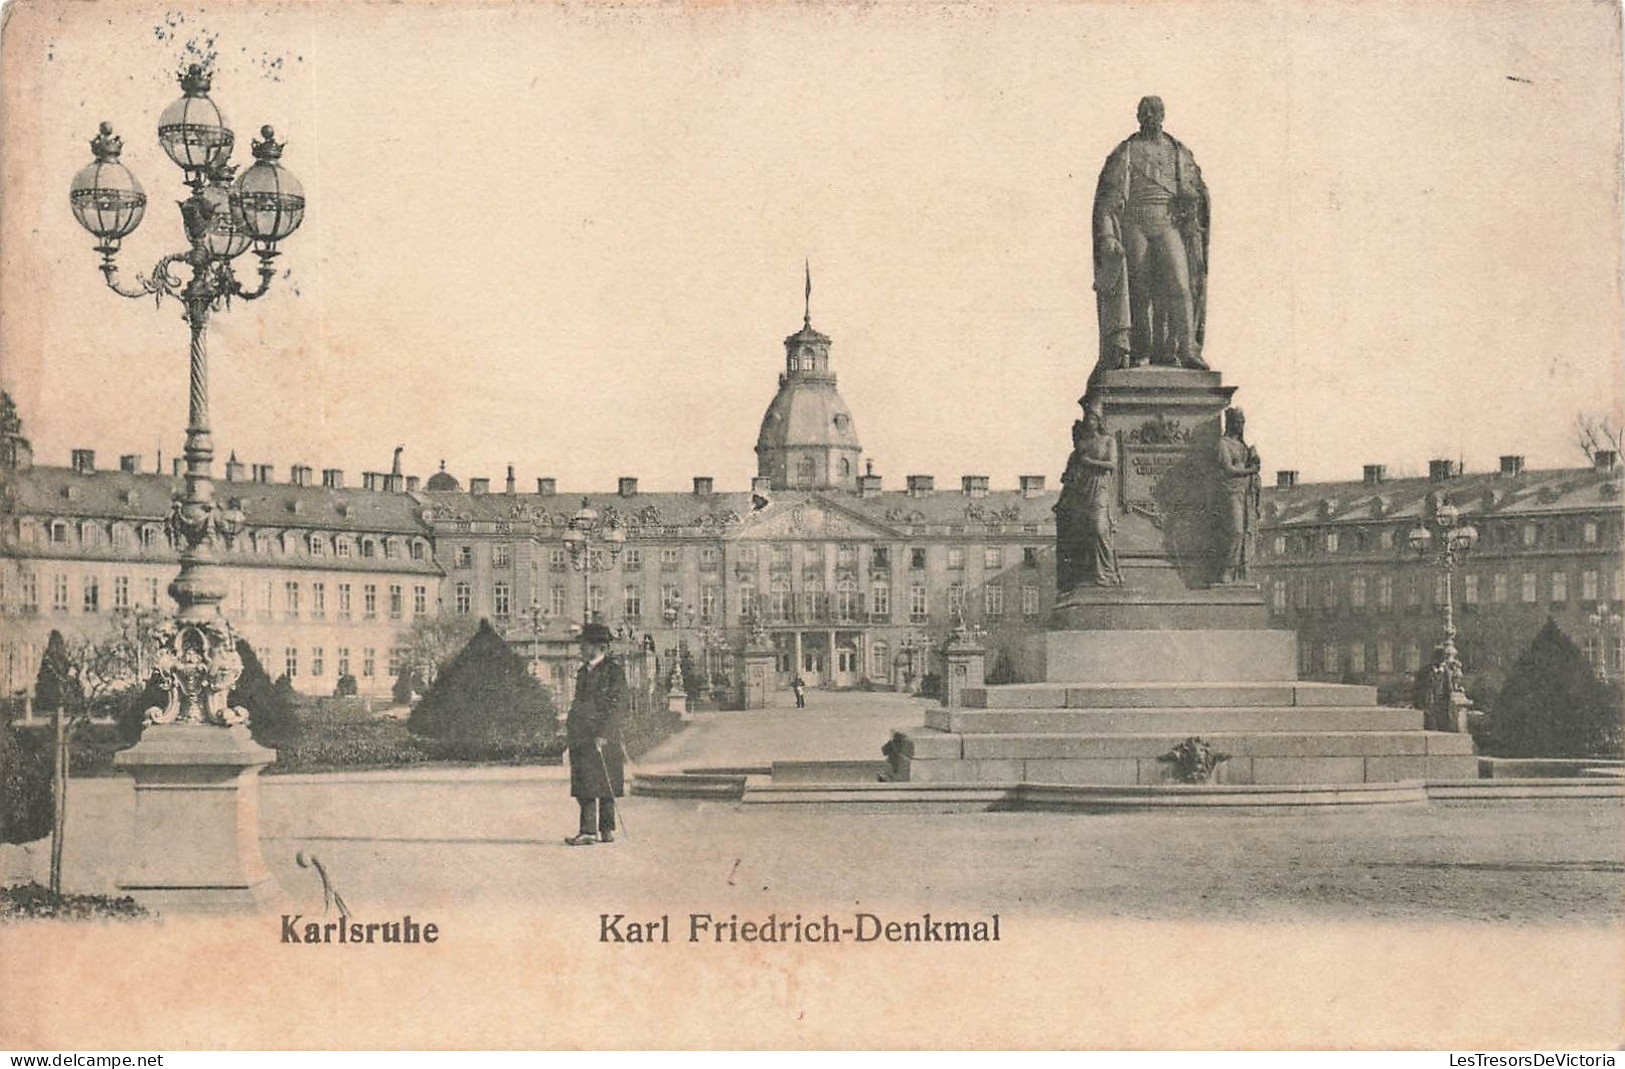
top-left (1486, 620), bottom-right (1623, 758)
top-left (408, 620), bottom-right (558, 757)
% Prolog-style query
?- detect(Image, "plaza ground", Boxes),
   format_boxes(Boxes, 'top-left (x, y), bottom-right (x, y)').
top-left (17, 691), bottom-right (1624, 926)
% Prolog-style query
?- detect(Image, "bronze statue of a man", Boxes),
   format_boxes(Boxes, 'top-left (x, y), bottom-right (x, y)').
top-left (1216, 407), bottom-right (1261, 584)
top-left (1055, 398), bottom-right (1123, 592)
top-left (1092, 96), bottom-right (1210, 375)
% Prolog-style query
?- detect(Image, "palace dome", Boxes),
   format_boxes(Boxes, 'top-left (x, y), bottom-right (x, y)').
top-left (424, 461), bottom-right (460, 492)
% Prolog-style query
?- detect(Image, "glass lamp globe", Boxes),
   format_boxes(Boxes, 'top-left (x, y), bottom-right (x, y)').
top-left (235, 126), bottom-right (306, 251)
top-left (1455, 523), bottom-right (1479, 552)
top-left (70, 123), bottom-right (146, 250)
top-left (1434, 503), bottom-right (1460, 530)
top-left (1408, 525), bottom-right (1433, 555)
top-left (157, 65), bottom-right (235, 181)
top-left (198, 168), bottom-right (253, 261)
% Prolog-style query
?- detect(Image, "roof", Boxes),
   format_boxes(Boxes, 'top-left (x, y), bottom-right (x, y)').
top-left (1262, 465), bottom-right (1624, 527)
top-left (784, 321), bottom-right (831, 347)
top-left (416, 486), bottom-right (1059, 538)
top-left (5, 465), bottom-right (431, 534)
top-left (755, 378), bottom-right (862, 454)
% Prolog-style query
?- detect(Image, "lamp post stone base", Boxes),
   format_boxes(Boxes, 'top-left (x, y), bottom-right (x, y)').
top-left (113, 723), bottom-right (279, 914)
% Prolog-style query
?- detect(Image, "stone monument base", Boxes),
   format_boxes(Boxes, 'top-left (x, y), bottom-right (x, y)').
top-left (113, 723), bottom-right (280, 914)
top-left (893, 629), bottom-right (1476, 787)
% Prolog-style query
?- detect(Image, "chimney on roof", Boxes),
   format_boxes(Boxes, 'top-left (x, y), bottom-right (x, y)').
top-left (362, 472), bottom-right (379, 491)
top-left (119, 454), bottom-right (140, 474)
top-left (253, 463), bottom-right (273, 484)
top-left (961, 475), bottom-right (989, 498)
top-left (1019, 475), bottom-right (1046, 498)
top-left (172, 458), bottom-right (185, 477)
top-left (618, 477), bottom-right (638, 498)
top-left (406, 475), bottom-right (420, 492)
top-left (1596, 450), bottom-right (1619, 472)
top-left (1428, 458), bottom-right (1458, 482)
top-left (386, 473), bottom-right (404, 492)
top-left (290, 464), bottom-right (313, 487)
top-left (1362, 464), bottom-right (1386, 486)
top-left (1499, 455), bottom-right (1525, 478)
top-left (906, 474), bottom-right (934, 497)
top-left (70, 449), bottom-right (94, 473)
top-left (322, 468), bottom-right (344, 489)
top-left (1276, 470), bottom-right (1298, 489)
top-left (225, 453), bottom-right (246, 482)
top-left (537, 477), bottom-right (556, 496)
top-left (505, 464), bottom-right (516, 495)
top-left (469, 477), bottom-right (490, 495)
top-left (692, 476), bottom-right (714, 496)
top-left (859, 459), bottom-right (882, 498)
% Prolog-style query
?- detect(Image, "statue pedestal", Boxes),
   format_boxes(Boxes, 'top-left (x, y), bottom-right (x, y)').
top-left (1085, 367), bottom-right (1238, 594)
top-left (942, 638), bottom-right (986, 708)
top-left (667, 690), bottom-right (689, 717)
top-left (113, 724), bottom-right (278, 914)
top-left (741, 648), bottom-right (776, 709)
top-left (890, 365), bottom-right (1477, 788)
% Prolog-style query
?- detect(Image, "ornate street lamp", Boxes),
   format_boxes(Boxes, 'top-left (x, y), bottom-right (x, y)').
top-left (70, 65), bottom-right (304, 726)
top-left (71, 65), bottom-right (305, 911)
top-left (524, 599), bottom-right (551, 679)
top-left (1586, 606), bottom-right (1623, 682)
top-left (560, 497), bottom-right (624, 627)
top-left (1408, 498), bottom-right (1478, 732)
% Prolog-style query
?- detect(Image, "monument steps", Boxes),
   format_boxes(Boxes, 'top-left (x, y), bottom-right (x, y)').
top-left (965, 681), bottom-right (1378, 709)
top-left (899, 751), bottom-right (1478, 786)
top-left (924, 706), bottom-right (1423, 735)
top-left (903, 729), bottom-right (1473, 761)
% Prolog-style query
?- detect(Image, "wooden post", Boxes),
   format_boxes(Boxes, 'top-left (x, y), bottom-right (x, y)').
top-left (49, 704), bottom-right (66, 898)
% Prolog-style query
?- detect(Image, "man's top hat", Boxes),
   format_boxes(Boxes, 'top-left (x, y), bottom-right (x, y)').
top-left (580, 622), bottom-right (615, 646)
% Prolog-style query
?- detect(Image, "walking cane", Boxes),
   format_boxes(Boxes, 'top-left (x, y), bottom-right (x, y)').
top-left (594, 739), bottom-right (628, 839)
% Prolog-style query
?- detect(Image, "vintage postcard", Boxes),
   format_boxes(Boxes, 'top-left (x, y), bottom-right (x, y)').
top-left (0, 0), bottom-right (1621, 1051)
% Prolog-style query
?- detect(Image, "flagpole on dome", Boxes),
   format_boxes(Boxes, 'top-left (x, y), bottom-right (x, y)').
top-left (804, 257), bottom-right (812, 327)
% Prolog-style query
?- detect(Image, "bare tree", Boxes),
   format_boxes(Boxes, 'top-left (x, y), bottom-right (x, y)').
top-left (1576, 412), bottom-right (1623, 463)
top-left (401, 615), bottom-right (479, 688)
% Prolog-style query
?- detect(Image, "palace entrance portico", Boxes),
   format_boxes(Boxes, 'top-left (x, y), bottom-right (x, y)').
top-left (770, 628), bottom-right (872, 688)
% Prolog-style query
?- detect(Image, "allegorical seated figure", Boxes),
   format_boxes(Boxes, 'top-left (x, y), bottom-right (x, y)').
top-left (1055, 398), bottom-right (1123, 592)
top-left (1092, 95), bottom-right (1210, 376)
top-left (1215, 407), bottom-right (1261, 584)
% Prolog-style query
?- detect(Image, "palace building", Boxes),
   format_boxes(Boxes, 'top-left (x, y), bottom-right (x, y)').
top-left (1256, 454), bottom-right (1625, 702)
top-left (4, 304), bottom-right (1621, 709)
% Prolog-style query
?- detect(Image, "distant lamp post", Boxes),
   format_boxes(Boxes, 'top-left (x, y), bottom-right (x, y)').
top-left (1408, 499), bottom-right (1478, 732)
top-left (1586, 606), bottom-right (1623, 681)
top-left (898, 628), bottom-right (930, 695)
top-left (71, 65), bottom-right (305, 912)
top-left (560, 497), bottom-right (624, 627)
top-left (524, 599), bottom-right (551, 680)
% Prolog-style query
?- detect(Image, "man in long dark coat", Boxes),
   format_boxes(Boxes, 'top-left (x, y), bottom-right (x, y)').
top-left (564, 622), bottom-right (627, 846)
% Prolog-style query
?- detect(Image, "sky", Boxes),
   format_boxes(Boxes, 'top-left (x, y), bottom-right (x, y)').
top-left (1, 0), bottom-right (1621, 493)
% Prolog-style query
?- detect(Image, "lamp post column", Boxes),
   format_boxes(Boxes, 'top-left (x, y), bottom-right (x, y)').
top-left (71, 66), bottom-right (307, 912)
